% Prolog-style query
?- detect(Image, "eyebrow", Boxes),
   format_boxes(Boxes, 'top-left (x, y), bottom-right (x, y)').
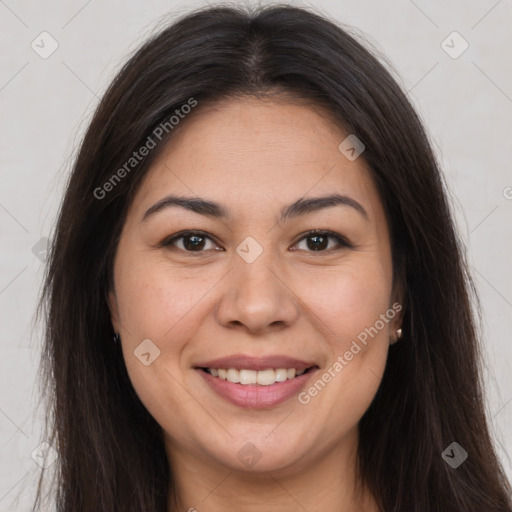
top-left (142, 193), bottom-right (369, 223)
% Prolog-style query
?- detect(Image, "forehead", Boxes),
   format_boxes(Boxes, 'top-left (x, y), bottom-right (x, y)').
top-left (129, 96), bottom-right (384, 224)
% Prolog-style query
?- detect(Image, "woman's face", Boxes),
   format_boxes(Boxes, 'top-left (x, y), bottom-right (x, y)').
top-left (109, 97), bottom-right (402, 475)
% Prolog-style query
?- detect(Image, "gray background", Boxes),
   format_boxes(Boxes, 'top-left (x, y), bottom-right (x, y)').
top-left (1, 0), bottom-right (511, 509)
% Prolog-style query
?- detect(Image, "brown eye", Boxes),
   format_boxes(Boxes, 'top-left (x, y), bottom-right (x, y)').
top-left (161, 231), bottom-right (221, 252)
top-left (293, 230), bottom-right (351, 252)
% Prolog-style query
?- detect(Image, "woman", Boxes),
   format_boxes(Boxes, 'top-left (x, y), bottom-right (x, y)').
top-left (34, 4), bottom-right (512, 511)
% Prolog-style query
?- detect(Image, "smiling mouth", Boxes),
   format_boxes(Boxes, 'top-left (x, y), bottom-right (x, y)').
top-left (198, 366), bottom-right (317, 386)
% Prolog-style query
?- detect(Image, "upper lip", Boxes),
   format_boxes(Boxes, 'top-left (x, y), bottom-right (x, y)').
top-left (194, 354), bottom-right (318, 371)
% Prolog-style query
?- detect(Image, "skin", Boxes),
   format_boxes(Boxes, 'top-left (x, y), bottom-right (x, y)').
top-left (109, 96), bottom-right (403, 512)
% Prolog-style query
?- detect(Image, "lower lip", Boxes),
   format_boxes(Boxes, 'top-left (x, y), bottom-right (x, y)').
top-left (196, 368), bottom-right (318, 409)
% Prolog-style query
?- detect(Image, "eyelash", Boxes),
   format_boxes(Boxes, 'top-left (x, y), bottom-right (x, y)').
top-left (160, 229), bottom-right (352, 255)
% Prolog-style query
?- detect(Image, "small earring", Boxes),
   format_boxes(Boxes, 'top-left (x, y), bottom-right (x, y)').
top-left (396, 328), bottom-right (402, 340)
top-left (113, 332), bottom-right (120, 344)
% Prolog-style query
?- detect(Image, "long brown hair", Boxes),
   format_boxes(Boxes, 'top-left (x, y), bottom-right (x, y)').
top-left (32, 4), bottom-right (512, 511)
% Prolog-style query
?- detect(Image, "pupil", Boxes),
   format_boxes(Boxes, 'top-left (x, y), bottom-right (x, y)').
top-left (182, 234), bottom-right (328, 251)
top-left (307, 235), bottom-right (327, 251)
top-left (184, 235), bottom-right (205, 251)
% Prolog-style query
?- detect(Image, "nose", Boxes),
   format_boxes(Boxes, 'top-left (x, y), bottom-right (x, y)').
top-left (215, 251), bottom-right (299, 335)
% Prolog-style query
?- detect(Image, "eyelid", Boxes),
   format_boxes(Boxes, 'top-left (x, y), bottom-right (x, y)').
top-left (160, 229), bottom-right (352, 253)
top-left (291, 229), bottom-right (352, 251)
top-left (160, 230), bottom-right (222, 252)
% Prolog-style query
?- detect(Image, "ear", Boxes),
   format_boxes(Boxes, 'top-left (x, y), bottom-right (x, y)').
top-left (389, 277), bottom-right (405, 345)
top-left (107, 288), bottom-right (121, 334)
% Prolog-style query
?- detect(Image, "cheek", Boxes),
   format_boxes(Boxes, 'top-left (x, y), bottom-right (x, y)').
top-left (296, 257), bottom-right (392, 411)
top-left (294, 263), bottom-right (392, 432)
top-left (303, 260), bottom-right (392, 415)
top-left (299, 259), bottom-right (393, 346)
top-left (113, 255), bottom-right (205, 430)
top-left (112, 252), bottom-right (215, 415)
top-left (114, 253), bottom-right (205, 342)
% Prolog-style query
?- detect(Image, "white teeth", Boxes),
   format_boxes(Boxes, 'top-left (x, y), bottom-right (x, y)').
top-left (274, 368), bottom-right (288, 382)
top-left (206, 367), bottom-right (309, 385)
top-left (239, 369), bottom-right (257, 385)
top-left (256, 369), bottom-right (275, 386)
top-left (227, 368), bottom-right (239, 383)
